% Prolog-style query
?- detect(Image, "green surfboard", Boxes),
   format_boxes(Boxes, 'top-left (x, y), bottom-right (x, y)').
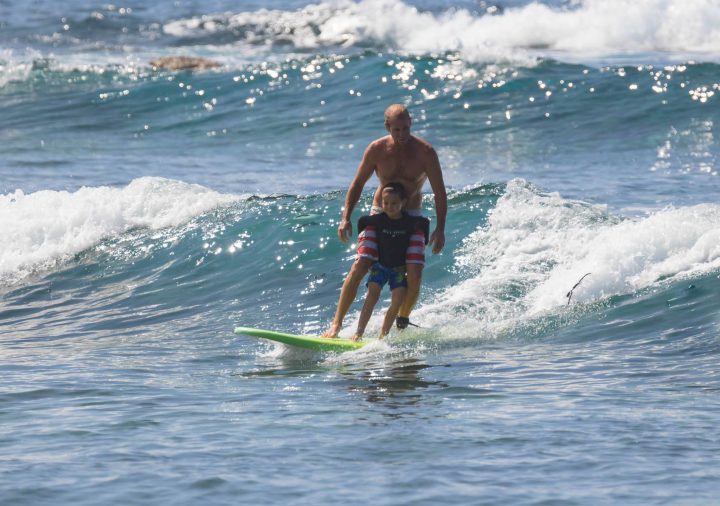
top-left (234, 326), bottom-right (368, 352)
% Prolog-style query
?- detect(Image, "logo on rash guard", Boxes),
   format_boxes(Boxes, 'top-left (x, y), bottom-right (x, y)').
top-left (382, 228), bottom-right (407, 238)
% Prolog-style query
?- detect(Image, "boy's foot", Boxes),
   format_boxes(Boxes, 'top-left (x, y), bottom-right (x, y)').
top-left (350, 334), bottom-right (363, 342)
top-left (321, 324), bottom-right (340, 338)
top-left (396, 316), bottom-right (410, 330)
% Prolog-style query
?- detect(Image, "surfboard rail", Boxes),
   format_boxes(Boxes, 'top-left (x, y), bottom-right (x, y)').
top-left (234, 326), bottom-right (367, 352)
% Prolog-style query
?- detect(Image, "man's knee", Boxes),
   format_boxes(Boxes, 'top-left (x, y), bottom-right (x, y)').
top-left (391, 287), bottom-right (407, 303)
top-left (406, 263), bottom-right (423, 285)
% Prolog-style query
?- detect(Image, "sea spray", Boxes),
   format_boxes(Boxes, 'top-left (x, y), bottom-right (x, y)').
top-left (414, 180), bottom-right (720, 336)
top-left (0, 177), bottom-right (239, 284)
top-left (163, 0), bottom-right (720, 63)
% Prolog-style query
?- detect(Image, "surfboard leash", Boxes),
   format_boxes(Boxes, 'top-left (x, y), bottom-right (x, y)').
top-left (397, 317), bottom-right (425, 330)
top-left (566, 272), bottom-right (591, 306)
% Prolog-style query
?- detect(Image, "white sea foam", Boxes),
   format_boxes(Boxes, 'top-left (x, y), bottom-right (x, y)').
top-left (5, 0), bottom-right (718, 78)
top-left (0, 49), bottom-right (35, 87)
top-left (415, 179), bottom-right (720, 335)
top-left (0, 177), bottom-right (239, 285)
top-left (164, 0), bottom-right (720, 64)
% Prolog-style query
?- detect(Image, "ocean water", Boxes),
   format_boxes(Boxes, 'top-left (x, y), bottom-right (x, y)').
top-left (2, 0), bottom-right (720, 504)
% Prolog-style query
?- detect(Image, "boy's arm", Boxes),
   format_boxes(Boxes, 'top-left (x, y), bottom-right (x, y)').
top-left (357, 215), bottom-right (374, 236)
top-left (418, 217), bottom-right (430, 244)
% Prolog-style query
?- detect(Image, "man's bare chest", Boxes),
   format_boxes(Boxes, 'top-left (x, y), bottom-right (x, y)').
top-left (375, 153), bottom-right (425, 180)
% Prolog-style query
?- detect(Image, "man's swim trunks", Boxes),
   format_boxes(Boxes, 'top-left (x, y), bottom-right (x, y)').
top-left (367, 263), bottom-right (407, 290)
top-left (356, 212), bottom-right (430, 267)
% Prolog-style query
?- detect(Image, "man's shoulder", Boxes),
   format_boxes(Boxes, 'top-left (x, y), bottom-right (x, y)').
top-left (367, 136), bottom-right (392, 151)
top-left (368, 135), bottom-right (435, 153)
top-left (411, 136), bottom-right (436, 155)
top-left (360, 137), bottom-right (388, 163)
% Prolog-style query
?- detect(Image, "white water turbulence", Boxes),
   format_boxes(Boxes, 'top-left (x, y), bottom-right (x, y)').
top-left (163, 0), bottom-right (720, 64)
top-left (0, 177), bottom-right (239, 286)
top-left (0, 49), bottom-right (40, 88)
top-left (416, 179), bottom-right (720, 337)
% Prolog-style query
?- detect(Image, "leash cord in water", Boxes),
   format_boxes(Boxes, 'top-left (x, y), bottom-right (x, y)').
top-left (566, 273), bottom-right (591, 306)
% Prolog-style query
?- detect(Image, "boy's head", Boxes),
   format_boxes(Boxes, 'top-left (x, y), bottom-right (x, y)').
top-left (381, 182), bottom-right (406, 218)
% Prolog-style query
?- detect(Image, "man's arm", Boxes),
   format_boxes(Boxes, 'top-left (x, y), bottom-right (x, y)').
top-left (338, 144), bottom-right (376, 242)
top-left (425, 147), bottom-right (447, 254)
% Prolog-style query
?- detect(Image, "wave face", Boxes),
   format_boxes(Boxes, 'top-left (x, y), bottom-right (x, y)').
top-left (3, 178), bottom-right (719, 342)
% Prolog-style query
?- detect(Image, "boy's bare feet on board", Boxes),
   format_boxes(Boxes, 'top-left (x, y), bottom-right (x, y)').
top-left (321, 323), bottom-right (340, 338)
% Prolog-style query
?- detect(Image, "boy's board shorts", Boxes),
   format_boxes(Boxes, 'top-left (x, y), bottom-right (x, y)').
top-left (367, 263), bottom-right (407, 290)
top-left (357, 208), bottom-right (426, 266)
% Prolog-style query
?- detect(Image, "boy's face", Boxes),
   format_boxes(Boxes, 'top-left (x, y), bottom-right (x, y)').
top-left (381, 191), bottom-right (404, 218)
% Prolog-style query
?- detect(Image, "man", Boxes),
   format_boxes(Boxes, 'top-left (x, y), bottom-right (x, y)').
top-left (323, 104), bottom-right (447, 337)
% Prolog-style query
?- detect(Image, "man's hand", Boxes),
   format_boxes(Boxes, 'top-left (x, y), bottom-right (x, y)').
top-left (338, 219), bottom-right (352, 242)
top-left (429, 229), bottom-right (445, 254)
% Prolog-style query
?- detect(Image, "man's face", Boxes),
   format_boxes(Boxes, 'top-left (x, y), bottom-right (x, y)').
top-left (386, 116), bottom-right (411, 145)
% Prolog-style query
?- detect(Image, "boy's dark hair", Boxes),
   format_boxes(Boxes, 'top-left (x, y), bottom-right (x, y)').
top-left (381, 181), bottom-right (406, 200)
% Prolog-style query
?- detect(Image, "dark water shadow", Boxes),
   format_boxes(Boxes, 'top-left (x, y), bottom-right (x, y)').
top-left (336, 358), bottom-right (450, 420)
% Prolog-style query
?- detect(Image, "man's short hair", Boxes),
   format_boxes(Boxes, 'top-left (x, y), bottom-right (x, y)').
top-left (382, 181), bottom-right (406, 200)
top-left (384, 104), bottom-right (410, 123)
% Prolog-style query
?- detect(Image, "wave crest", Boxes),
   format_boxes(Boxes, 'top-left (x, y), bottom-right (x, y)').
top-left (163, 0), bottom-right (720, 64)
top-left (0, 177), bottom-right (239, 285)
top-left (416, 179), bottom-right (720, 335)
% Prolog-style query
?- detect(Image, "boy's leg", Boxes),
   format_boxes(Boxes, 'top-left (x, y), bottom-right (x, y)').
top-left (323, 260), bottom-right (375, 337)
top-left (381, 287), bottom-right (407, 337)
top-left (323, 226), bottom-right (378, 337)
top-left (354, 282), bottom-right (381, 340)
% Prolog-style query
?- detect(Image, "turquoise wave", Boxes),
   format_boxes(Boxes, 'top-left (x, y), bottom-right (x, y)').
top-left (3, 181), bottom-right (719, 352)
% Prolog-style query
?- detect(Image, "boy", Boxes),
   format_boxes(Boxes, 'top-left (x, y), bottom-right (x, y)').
top-left (352, 182), bottom-right (430, 341)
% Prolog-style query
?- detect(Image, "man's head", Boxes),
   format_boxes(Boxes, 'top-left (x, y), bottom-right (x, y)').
top-left (384, 104), bottom-right (411, 145)
top-left (380, 181), bottom-right (406, 218)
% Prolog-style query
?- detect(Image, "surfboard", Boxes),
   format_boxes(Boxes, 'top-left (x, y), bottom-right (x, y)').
top-left (234, 326), bottom-right (368, 352)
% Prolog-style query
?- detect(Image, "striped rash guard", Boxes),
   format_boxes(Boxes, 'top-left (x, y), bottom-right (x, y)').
top-left (357, 212), bottom-right (430, 267)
